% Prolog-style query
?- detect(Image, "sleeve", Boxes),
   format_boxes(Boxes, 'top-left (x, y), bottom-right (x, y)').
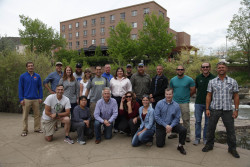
top-left (190, 77), bottom-right (195, 87)
top-left (207, 80), bottom-right (212, 93)
top-left (128, 102), bottom-right (139, 118)
top-left (86, 79), bottom-right (91, 90)
top-left (149, 76), bottom-right (155, 95)
top-left (130, 75), bottom-right (135, 92)
top-left (145, 108), bottom-right (155, 129)
top-left (233, 79), bottom-right (239, 93)
top-left (169, 79), bottom-right (173, 88)
top-left (108, 100), bottom-right (118, 123)
top-left (87, 108), bottom-right (91, 121)
top-left (18, 75), bottom-right (24, 101)
top-left (94, 101), bottom-right (104, 123)
top-left (65, 98), bottom-right (71, 109)
top-left (38, 75), bottom-right (43, 99)
top-left (154, 102), bottom-right (167, 128)
top-left (75, 80), bottom-right (80, 98)
top-left (58, 78), bottom-right (63, 85)
top-left (71, 106), bottom-right (83, 122)
top-left (170, 105), bottom-right (181, 128)
top-left (139, 107), bottom-right (144, 129)
top-left (195, 76), bottom-right (198, 88)
top-left (127, 79), bottom-right (132, 92)
top-left (43, 73), bottom-right (52, 85)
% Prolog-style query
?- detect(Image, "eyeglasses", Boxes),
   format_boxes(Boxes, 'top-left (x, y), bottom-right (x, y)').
top-left (201, 66), bottom-right (210, 69)
top-left (176, 69), bottom-right (184, 71)
top-left (126, 96), bottom-right (132, 98)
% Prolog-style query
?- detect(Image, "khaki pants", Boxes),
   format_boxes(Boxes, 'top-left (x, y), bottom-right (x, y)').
top-left (22, 99), bottom-right (41, 132)
top-left (89, 102), bottom-right (97, 120)
top-left (179, 103), bottom-right (190, 137)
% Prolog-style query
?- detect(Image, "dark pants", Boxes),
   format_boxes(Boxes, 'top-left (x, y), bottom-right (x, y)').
top-left (71, 121), bottom-right (92, 141)
top-left (112, 96), bottom-right (122, 130)
top-left (118, 116), bottom-right (140, 137)
top-left (206, 110), bottom-right (236, 150)
top-left (70, 103), bottom-right (77, 118)
top-left (156, 123), bottom-right (187, 147)
top-left (94, 120), bottom-right (113, 140)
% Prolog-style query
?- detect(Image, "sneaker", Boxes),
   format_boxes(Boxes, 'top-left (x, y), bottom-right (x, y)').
top-left (119, 131), bottom-right (125, 134)
top-left (202, 145), bottom-right (213, 152)
top-left (193, 139), bottom-right (200, 145)
top-left (185, 137), bottom-right (191, 142)
top-left (177, 145), bottom-right (186, 155)
top-left (203, 140), bottom-right (207, 145)
top-left (64, 136), bottom-right (74, 144)
top-left (168, 134), bottom-right (178, 139)
top-left (228, 149), bottom-right (240, 158)
top-left (77, 139), bottom-right (86, 145)
top-left (114, 129), bottom-right (119, 133)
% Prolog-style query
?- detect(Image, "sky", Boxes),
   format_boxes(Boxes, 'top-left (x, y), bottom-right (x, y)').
top-left (0, 0), bottom-right (242, 54)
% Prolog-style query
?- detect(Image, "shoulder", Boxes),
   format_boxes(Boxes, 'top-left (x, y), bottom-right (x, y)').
top-left (62, 95), bottom-right (70, 102)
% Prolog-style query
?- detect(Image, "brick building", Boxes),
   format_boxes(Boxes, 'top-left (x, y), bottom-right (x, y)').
top-left (60, 1), bottom-right (192, 55)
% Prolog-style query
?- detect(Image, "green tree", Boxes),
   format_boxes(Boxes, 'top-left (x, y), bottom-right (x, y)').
top-left (226, 46), bottom-right (246, 64)
top-left (107, 20), bottom-right (139, 65)
top-left (138, 13), bottom-right (176, 64)
top-left (0, 35), bottom-right (16, 53)
top-left (18, 15), bottom-right (66, 54)
top-left (227, 0), bottom-right (250, 70)
top-left (95, 46), bottom-right (103, 57)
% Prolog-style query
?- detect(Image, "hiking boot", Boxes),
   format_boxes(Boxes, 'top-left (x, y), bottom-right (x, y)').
top-left (177, 146), bottom-right (186, 155)
top-left (168, 134), bottom-right (178, 139)
top-left (202, 145), bottom-right (213, 152)
top-left (228, 149), bottom-right (240, 158)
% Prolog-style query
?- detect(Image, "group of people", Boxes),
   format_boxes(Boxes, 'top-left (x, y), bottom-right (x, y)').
top-left (18, 61), bottom-right (240, 158)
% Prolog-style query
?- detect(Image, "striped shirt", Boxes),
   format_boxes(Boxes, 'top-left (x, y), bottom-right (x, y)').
top-left (207, 76), bottom-right (238, 110)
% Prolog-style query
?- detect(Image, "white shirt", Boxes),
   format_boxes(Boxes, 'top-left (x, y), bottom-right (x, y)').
top-left (80, 79), bottom-right (90, 99)
top-left (110, 77), bottom-right (132, 97)
top-left (42, 94), bottom-right (71, 120)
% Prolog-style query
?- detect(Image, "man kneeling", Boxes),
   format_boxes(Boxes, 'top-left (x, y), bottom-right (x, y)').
top-left (41, 84), bottom-right (74, 144)
top-left (155, 88), bottom-right (187, 155)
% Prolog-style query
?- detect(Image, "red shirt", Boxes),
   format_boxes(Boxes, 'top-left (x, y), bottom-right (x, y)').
top-left (119, 102), bottom-right (140, 120)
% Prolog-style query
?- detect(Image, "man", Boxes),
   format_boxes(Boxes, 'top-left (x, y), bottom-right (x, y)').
top-left (169, 65), bottom-right (195, 142)
top-left (155, 88), bottom-right (187, 155)
top-left (85, 66), bottom-right (110, 119)
top-left (126, 64), bottom-right (133, 79)
top-left (43, 62), bottom-right (63, 94)
top-left (41, 85), bottom-right (74, 144)
top-left (18, 61), bottom-right (43, 137)
top-left (102, 64), bottom-right (113, 82)
top-left (73, 63), bottom-right (84, 82)
top-left (94, 87), bottom-right (118, 144)
top-left (193, 63), bottom-right (215, 145)
top-left (149, 65), bottom-right (168, 108)
top-left (130, 63), bottom-right (151, 106)
top-left (202, 62), bottom-right (240, 158)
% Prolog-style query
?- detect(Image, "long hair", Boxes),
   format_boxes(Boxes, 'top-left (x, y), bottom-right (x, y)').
top-left (114, 67), bottom-right (126, 79)
top-left (62, 66), bottom-right (75, 81)
top-left (123, 91), bottom-right (136, 111)
top-left (82, 68), bottom-right (92, 83)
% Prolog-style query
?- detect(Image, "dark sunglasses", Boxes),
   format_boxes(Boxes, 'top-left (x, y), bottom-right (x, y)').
top-left (126, 96), bottom-right (132, 98)
top-left (176, 69), bottom-right (184, 71)
top-left (201, 66), bottom-right (210, 69)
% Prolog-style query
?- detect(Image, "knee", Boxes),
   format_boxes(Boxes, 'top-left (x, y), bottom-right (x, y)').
top-left (180, 127), bottom-right (187, 134)
top-left (63, 117), bottom-right (70, 123)
top-left (94, 120), bottom-right (101, 127)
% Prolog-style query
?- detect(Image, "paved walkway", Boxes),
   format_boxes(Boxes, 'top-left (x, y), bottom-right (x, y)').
top-left (0, 112), bottom-right (249, 167)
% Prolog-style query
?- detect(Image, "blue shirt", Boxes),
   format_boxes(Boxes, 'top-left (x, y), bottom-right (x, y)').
top-left (18, 72), bottom-right (43, 101)
top-left (154, 99), bottom-right (181, 128)
top-left (94, 98), bottom-right (118, 123)
top-left (43, 71), bottom-right (63, 92)
top-left (139, 106), bottom-right (155, 131)
top-left (170, 75), bottom-right (195, 104)
top-left (102, 73), bottom-right (113, 82)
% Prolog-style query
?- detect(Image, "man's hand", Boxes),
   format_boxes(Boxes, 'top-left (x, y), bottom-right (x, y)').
top-left (232, 110), bottom-right (238, 119)
top-left (206, 109), bottom-right (210, 117)
top-left (20, 100), bottom-right (25, 106)
top-left (38, 99), bottom-right (43, 104)
top-left (51, 113), bottom-right (57, 119)
top-left (103, 120), bottom-right (111, 126)
top-left (166, 125), bottom-right (172, 133)
top-left (84, 120), bottom-right (90, 128)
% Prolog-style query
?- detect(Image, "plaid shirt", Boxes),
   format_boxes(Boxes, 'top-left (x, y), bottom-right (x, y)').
top-left (207, 75), bottom-right (238, 110)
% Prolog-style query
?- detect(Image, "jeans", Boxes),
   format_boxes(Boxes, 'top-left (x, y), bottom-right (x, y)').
top-left (206, 110), bottom-right (236, 150)
top-left (194, 104), bottom-right (209, 141)
top-left (131, 128), bottom-right (155, 147)
top-left (94, 120), bottom-right (113, 140)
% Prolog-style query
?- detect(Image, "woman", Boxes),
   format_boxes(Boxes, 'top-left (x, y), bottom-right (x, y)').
top-left (71, 96), bottom-right (92, 145)
top-left (110, 67), bottom-right (132, 132)
top-left (80, 68), bottom-right (92, 107)
top-left (118, 91), bottom-right (140, 137)
top-left (59, 66), bottom-right (79, 117)
top-left (132, 95), bottom-right (155, 147)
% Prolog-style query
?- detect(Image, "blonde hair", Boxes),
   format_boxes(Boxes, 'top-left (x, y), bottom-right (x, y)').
top-left (82, 68), bottom-right (92, 83)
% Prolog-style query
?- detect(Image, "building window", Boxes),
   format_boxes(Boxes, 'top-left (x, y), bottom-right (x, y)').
top-left (131, 10), bottom-right (137, 16)
top-left (131, 34), bottom-right (137, 40)
top-left (83, 20), bottom-right (87, 27)
top-left (92, 29), bottom-right (96, 36)
top-left (100, 27), bottom-right (105, 35)
top-left (69, 24), bottom-right (72, 30)
top-left (120, 12), bottom-right (125, 20)
top-left (76, 22), bottom-right (79, 28)
top-left (101, 38), bottom-right (105, 44)
top-left (110, 15), bottom-right (115, 23)
top-left (83, 30), bottom-right (87, 37)
top-left (92, 19), bottom-right (96, 26)
top-left (110, 25), bottom-right (115, 30)
top-left (83, 40), bottom-right (87, 46)
top-left (69, 42), bottom-right (72, 49)
top-left (76, 41), bottom-right (80, 48)
top-left (144, 8), bottom-right (150, 14)
top-left (69, 33), bottom-right (72, 40)
top-left (62, 25), bottom-right (65, 32)
top-left (76, 32), bottom-right (79, 38)
top-left (132, 22), bottom-right (137, 28)
top-left (92, 39), bottom-right (96, 45)
top-left (101, 17), bottom-right (105, 24)
top-left (143, 21), bottom-right (148, 27)
top-left (159, 11), bottom-right (164, 17)
top-left (62, 34), bottom-right (65, 38)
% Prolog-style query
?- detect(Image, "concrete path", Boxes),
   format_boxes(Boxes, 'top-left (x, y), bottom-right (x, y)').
top-left (0, 113), bottom-right (249, 167)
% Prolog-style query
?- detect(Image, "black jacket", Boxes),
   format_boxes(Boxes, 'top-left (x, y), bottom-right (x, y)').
top-left (149, 74), bottom-right (168, 102)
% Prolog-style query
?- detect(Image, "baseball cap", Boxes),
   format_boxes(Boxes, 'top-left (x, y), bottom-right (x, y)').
top-left (55, 62), bottom-right (63, 66)
top-left (126, 64), bottom-right (132, 68)
top-left (138, 63), bottom-right (144, 67)
top-left (76, 63), bottom-right (82, 68)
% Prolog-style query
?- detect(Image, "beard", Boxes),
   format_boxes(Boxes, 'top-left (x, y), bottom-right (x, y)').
top-left (76, 70), bottom-right (82, 75)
